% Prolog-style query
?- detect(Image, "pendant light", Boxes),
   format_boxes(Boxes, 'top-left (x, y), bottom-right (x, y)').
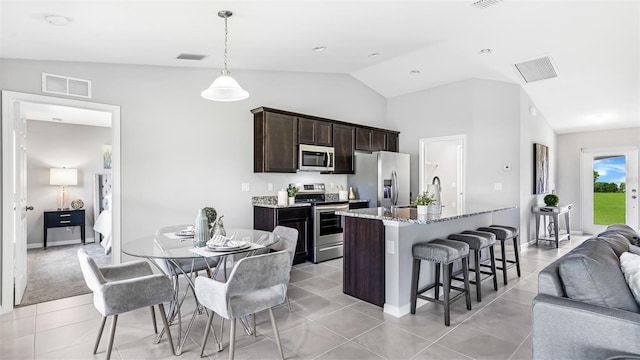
top-left (201, 10), bottom-right (249, 101)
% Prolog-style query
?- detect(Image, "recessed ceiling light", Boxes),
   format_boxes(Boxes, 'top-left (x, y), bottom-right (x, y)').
top-left (479, 48), bottom-right (492, 55)
top-left (45, 15), bottom-right (70, 26)
top-left (368, 53), bottom-right (380, 58)
top-left (409, 70), bottom-right (421, 75)
top-left (312, 46), bottom-right (327, 52)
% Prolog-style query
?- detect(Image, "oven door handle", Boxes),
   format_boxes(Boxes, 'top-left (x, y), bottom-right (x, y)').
top-left (314, 205), bottom-right (349, 212)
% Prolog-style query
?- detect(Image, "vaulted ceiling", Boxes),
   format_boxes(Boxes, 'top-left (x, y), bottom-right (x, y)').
top-left (2, 1), bottom-right (638, 134)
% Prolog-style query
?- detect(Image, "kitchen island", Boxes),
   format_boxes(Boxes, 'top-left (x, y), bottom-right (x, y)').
top-left (336, 205), bottom-right (518, 317)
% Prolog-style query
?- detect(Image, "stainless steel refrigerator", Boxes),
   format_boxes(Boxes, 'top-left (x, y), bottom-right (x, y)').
top-left (348, 151), bottom-right (411, 207)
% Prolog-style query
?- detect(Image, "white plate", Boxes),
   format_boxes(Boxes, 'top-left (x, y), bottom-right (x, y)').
top-left (206, 240), bottom-right (251, 252)
top-left (175, 229), bottom-right (195, 237)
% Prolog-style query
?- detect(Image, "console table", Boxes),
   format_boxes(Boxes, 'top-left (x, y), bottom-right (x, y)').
top-left (43, 209), bottom-right (86, 249)
top-left (532, 204), bottom-right (572, 248)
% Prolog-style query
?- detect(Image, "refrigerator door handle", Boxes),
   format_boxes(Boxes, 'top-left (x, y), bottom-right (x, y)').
top-left (392, 171), bottom-right (398, 205)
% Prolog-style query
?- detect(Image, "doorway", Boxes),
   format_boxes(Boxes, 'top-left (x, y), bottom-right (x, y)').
top-left (1, 91), bottom-right (121, 314)
top-left (419, 134), bottom-right (466, 217)
top-left (581, 147), bottom-right (639, 234)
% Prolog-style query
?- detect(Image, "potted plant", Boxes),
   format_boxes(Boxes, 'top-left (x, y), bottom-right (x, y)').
top-left (414, 191), bottom-right (435, 215)
top-left (544, 193), bottom-right (559, 207)
top-left (287, 184), bottom-right (298, 205)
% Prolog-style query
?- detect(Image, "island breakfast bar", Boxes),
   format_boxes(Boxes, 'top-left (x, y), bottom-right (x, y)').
top-left (336, 206), bottom-right (519, 318)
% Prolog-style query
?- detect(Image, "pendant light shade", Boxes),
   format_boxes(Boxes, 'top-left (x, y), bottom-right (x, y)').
top-left (202, 10), bottom-right (249, 102)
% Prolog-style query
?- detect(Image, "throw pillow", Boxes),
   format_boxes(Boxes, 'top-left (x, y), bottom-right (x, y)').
top-left (559, 239), bottom-right (639, 312)
top-left (597, 231), bottom-right (631, 257)
top-left (630, 244), bottom-right (640, 256)
top-left (607, 224), bottom-right (640, 246)
top-left (620, 252), bottom-right (640, 306)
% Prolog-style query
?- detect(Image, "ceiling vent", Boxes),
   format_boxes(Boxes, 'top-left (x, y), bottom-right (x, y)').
top-left (513, 56), bottom-right (559, 83)
top-left (176, 53), bottom-right (207, 60)
top-left (471, 0), bottom-right (503, 9)
top-left (42, 73), bottom-right (91, 98)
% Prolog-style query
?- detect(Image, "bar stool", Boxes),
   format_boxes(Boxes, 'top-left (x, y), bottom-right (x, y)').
top-left (477, 225), bottom-right (521, 285)
top-left (410, 239), bottom-right (472, 326)
top-left (447, 231), bottom-right (498, 302)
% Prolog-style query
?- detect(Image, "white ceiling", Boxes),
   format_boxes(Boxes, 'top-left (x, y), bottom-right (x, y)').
top-left (1, 0), bottom-right (638, 134)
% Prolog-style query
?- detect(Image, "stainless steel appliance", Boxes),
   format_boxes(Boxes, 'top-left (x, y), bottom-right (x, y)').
top-left (298, 144), bottom-right (335, 172)
top-left (291, 183), bottom-right (348, 263)
top-left (348, 151), bottom-right (411, 207)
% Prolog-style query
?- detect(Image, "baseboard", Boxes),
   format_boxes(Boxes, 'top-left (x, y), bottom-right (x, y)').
top-left (28, 238), bottom-right (96, 249)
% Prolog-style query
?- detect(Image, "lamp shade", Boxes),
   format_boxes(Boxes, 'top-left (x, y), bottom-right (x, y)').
top-left (50, 168), bottom-right (78, 186)
top-left (201, 74), bottom-right (249, 101)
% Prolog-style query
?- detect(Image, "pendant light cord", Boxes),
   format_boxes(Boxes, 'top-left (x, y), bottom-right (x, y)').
top-left (223, 15), bottom-right (229, 75)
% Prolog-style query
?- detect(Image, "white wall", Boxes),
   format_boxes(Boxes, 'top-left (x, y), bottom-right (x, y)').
top-left (557, 128), bottom-right (640, 232)
top-left (519, 90), bottom-right (556, 241)
top-left (26, 120), bottom-right (111, 246)
top-left (0, 59), bottom-right (387, 243)
top-left (388, 79), bottom-right (521, 211)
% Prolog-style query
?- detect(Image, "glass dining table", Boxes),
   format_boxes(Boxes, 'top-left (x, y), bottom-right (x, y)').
top-left (122, 225), bottom-right (281, 355)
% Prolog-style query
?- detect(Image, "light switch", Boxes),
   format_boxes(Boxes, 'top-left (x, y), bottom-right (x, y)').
top-left (494, 183), bottom-right (503, 191)
top-left (241, 183), bottom-right (250, 192)
top-left (267, 183), bottom-right (273, 191)
top-left (386, 240), bottom-right (395, 254)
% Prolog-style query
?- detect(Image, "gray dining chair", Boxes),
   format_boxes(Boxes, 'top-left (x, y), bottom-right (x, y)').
top-left (195, 251), bottom-right (291, 360)
top-left (270, 225), bottom-right (299, 312)
top-left (77, 249), bottom-right (175, 360)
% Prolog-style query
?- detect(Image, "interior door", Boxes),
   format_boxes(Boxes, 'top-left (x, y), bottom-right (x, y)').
top-left (12, 103), bottom-right (28, 305)
top-left (581, 147), bottom-right (639, 234)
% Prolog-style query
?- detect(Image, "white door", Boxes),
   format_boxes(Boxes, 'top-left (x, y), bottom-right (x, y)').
top-left (581, 147), bottom-right (639, 234)
top-left (12, 103), bottom-right (28, 305)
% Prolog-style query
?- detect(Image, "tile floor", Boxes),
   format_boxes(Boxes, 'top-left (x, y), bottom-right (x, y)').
top-left (0, 236), bottom-right (588, 360)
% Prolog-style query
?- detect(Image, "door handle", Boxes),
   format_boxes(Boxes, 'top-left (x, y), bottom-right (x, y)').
top-left (25, 206), bottom-right (34, 211)
top-left (633, 195), bottom-right (638, 199)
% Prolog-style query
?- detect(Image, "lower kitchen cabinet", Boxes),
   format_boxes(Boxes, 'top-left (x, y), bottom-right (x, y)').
top-left (253, 206), bottom-right (312, 264)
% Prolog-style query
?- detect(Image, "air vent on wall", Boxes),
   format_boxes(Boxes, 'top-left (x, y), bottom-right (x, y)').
top-left (513, 56), bottom-right (558, 83)
top-left (472, 0), bottom-right (503, 9)
top-left (177, 53), bottom-right (207, 60)
top-left (42, 73), bottom-right (91, 98)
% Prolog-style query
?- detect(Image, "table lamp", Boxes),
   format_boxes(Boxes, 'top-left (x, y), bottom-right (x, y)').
top-left (50, 167), bottom-right (77, 209)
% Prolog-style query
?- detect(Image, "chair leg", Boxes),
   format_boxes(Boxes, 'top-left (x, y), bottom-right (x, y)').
top-left (252, 313), bottom-right (257, 337)
top-left (513, 236), bottom-right (521, 277)
top-left (500, 240), bottom-right (508, 285)
top-left (106, 315), bottom-right (118, 360)
top-left (269, 308), bottom-right (285, 360)
top-left (410, 258), bottom-right (421, 314)
top-left (229, 318), bottom-right (237, 360)
top-left (474, 250), bottom-right (482, 302)
top-left (461, 257), bottom-right (472, 311)
top-left (201, 310), bottom-right (215, 357)
top-left (158, 304), bottom-right (176, 356)
top-left (285, 295), bottom-right (292, 313)
top-left (94, 316), bottom-right (107, 354)
top-left (434, 261), bottom-right (440, 300)
top-left (442, 263), bottom-right (451, 326)
top-left (489, 246), bottom-right (498, 291)
top-left (150, 306), bottom-right (158, 334)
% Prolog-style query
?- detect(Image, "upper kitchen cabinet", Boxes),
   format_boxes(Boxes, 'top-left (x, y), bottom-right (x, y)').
top-left (298, 117), bottom-right (332, 146)
top-left (253, 108), bottom-right (298, 173)
top-left (355, 127), bottom-right (399, 152)
top-left (386, 132), bottom-right (399, 152)
top-left (332, 124), bottom-right (355, 174)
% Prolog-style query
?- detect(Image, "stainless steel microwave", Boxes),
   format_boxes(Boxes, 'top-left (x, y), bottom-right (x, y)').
top-left (299, 144), bottom-right (335, 172)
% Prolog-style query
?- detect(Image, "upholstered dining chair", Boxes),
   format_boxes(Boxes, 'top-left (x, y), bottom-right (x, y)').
top-left (77, 249), bottom-right (175, 360)
top-left (270, 225), bottom-right (299, 312)
top-left (195, 251), bottom-right (291, 360)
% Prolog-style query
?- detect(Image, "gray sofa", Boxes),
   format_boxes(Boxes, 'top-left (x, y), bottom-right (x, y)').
top-left (533, 224), bottom-right (640, 360)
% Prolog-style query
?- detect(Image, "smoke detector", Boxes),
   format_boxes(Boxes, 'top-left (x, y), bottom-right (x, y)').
top-left (176, 53), bottom-right (207, 60)
top-left (472, 0), bottom-right (503, 9)
top-left (513, 56), bottom-right (559, 83)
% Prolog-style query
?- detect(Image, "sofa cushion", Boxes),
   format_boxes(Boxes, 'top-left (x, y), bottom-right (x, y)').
top-left (559, 239), bottom-right (639, 312)
top-left (607, 224), bottom-right (640, 246)
top-left (620, 252), bottom-right (640, 306)
top-left (630, 244), bottom-right (640, 256)
top-left (597, 230), bottom-right (632, 257)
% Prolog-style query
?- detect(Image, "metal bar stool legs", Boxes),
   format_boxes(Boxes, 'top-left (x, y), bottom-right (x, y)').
top-left (448, 230), bottom-right (498, 302)
top-left (411, 239), bottom-right (472, 326)
top-left (478, 225), bottom-right (521, 285)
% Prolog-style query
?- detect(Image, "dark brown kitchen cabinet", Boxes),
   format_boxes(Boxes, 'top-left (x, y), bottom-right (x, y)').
top-left (386, 132), bottom-right (399, 152)
top-left (253, 109), bottom-right (298, 173)
top-left (254, 206), bottom-right (312, 264)
top-left (298, 117), bottom-right (332, 146)
top-left (332, 124), bottom-right (355, 174)
top-left (355, 127), bottom-right (387, 152)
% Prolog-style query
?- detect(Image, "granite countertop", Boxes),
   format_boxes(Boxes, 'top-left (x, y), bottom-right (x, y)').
top-left (335, 205), bottom-right (517, 225)
top-left (252, 194), bottom-right (369, 208)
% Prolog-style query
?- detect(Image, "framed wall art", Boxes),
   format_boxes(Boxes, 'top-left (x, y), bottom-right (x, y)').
top-left (533, 143), bottom-right (549, 194)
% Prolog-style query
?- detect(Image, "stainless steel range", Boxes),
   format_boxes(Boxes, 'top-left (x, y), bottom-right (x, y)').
top-left (291, 183), bottom-right (349, 263)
